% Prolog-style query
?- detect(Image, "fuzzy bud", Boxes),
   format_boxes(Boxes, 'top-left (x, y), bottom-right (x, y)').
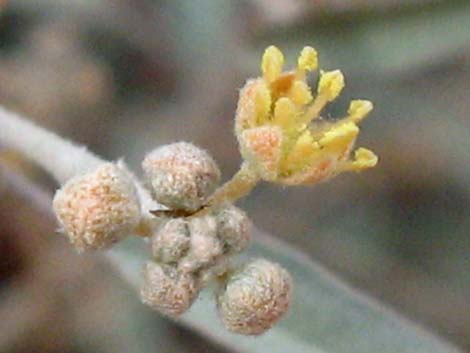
top-left (178, 215), bottom-right (222, 273)
top-left (215, 205), bottom-right (252, 254)
top-left (52, 163), bottom-right (141, 252)
top-left (151, 218), bottom-right (190, 263)
top-left (140, 261), bottom-right (200, 317)
top-left (142, 142), bottom-right (221, 211)
top-left (217, 259), bottom-right (292, 335)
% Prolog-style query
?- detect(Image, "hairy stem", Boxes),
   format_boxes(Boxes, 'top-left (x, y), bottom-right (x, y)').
top-left (0, 106), bottom-right (158, 227)
top-left (206, 162), bottom-right (260, 207)
top-left (0, 106), bottom-right (103, 184)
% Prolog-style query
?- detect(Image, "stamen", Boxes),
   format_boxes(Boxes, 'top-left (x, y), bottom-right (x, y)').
top-left (346, 100), bottom-right (373, 123)
top-left (289, 81), bottom-right (313, 105)
top-left (273, 97), bottom-right (296, 130)
top-left (261, 46), bottom-right (284, 83)
top-left (297, 46), bottom-right (318, 73)
top-left (301, 70), bottom-right (344, 125)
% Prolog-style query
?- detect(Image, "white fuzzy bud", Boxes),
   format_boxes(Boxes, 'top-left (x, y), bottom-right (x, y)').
top-left (140, 261), bottom-right (200, 317)
top-left (178, 215), bottom-right (223, 273)
top-left (217, 259), bottom-right (292, 335)
top-left (142, 142), bottom-right (221, 211)
top-left (151, 218), bottom-right (190, 263)
top-left (52, 163), bottom-right (141, 252)
top-left (215, 205), bottom-right (252, 254)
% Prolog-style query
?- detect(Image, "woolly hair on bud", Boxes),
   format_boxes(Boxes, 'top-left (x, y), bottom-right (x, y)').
top-left (140, 261), bottom-right (200, 317)
top-left (177, 215), bottom-right (223, 274)
top-left (215, 205), bottom-right (252, 254)
top-left (151, 218), bottom-right (190, 263)
top-left (142, 142), bottom-right (221, 211)
top-left (217, 258), bottom-right (292, 335)
top-left (52, 163), bottom-right (141, 252)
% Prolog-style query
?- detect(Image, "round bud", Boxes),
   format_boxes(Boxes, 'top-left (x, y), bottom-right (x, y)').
top-left (52, 163), bottom-right (141, 252)
top-left (178, 215), bottom-right (222, 273)
top-left (151, 218), bottom-right (190, 263)
top-left (217, 259), bottom-right (292, 335)
top-left (215, 205), bottom-right (252, 254)
top-left (142, 142), bottom-right (221, 211)
top-left (140, 261), bottom-right (199, 317)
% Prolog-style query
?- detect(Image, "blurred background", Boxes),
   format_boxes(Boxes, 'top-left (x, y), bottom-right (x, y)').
top-left (0, 0), bottom-right (469, 352)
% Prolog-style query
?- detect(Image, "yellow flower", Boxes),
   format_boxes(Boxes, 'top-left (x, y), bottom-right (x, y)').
top-left (235, 45), bottom-right (377, 185)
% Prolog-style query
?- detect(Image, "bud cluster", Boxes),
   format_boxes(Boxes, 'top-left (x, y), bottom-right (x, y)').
top-left (51, 140), bottom-right (292, 334)
top-left (139, 142), bottom-right (292, 334)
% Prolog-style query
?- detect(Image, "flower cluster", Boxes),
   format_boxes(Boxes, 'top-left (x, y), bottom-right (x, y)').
top-left (236, 45), bottom-right (377, 185)
top-left (51, 44), bottom-right (377, 336)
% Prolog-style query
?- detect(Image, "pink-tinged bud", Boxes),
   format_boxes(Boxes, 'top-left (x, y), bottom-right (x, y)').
top-left (52, 163), bottom-right (140, 252)
top-left (177, 215), bottom-right (222, 273)
top-left (215, 205), bottom-right (252, 254)
top-left (140, 261), bottom-right (199, 317)
top-left (151, 218), bottom-right (190, 263)
top-left (217, 259), bottom-right (292, 335)
top-left (142, 142), bottom-right (221, 211)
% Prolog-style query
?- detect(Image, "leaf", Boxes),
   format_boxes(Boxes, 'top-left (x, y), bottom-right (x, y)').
top-left (108, 229), bottom-right (462, 353)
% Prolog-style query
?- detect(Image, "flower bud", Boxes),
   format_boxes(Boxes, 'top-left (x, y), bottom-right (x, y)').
top-left (217, 259), bottom-right (292, 335)
top-left (53, 163), bottom-right (140, 252)
top-left (142, 142), bottom-right (221, 211)
top-left (178, 215), bottom-right (222, 273)
top-left (215, 205), bottom-right (252, 254)
top-left (151, 218), bottom-right (190, 263)
top-left (140, 261), bottom-right (199, 317)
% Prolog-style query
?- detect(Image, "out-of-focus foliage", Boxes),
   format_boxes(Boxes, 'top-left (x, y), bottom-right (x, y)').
top-left (0, 0), bottom-right (469, 352)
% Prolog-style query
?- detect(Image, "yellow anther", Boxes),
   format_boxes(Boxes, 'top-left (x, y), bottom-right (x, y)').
top-left (317, 70), bottom-right (345, 102)
top-left (347, 100), bottom-right (373, 123)
top-left (297, 46), bottom-right (318, 72)
top-left (261, 46), bottom-right (284, 83)
top-left (289, 80), bottom-right (313, 105)
top-left (351, 148), bottom-right (378, 170)
top-left (273, 97), bottom-right (296, 130)
top-left (318, 122), bottom-right (359, 155)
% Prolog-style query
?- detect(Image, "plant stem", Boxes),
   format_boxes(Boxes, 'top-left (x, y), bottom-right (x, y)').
top-left (206, 162), bottom-right (260, 207)
top-left (0, 106), bottom-right (103, 184)
top-left (0, 106), bottom-right (159, 230)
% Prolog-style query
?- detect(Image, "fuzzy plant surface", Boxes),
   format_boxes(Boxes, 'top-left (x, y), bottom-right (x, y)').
top-left (0, 45), bottom-right (462, 352)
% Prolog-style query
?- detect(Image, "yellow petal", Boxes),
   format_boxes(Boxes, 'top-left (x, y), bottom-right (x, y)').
top-left (317, 70), bottom-right (344, 102)
top-left (297, 46), bottom-right (318, 72)
top-left (261, 46), bottom-right (284, 83)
